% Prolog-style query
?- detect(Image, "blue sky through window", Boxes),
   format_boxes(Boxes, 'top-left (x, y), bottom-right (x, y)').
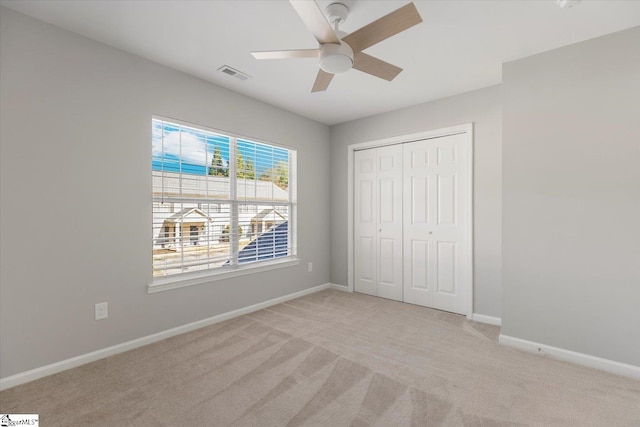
top-left (152, 119), bottom-right (288, 176)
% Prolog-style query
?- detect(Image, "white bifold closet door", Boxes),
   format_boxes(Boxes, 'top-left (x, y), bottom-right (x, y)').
top-left (354, 132), bottom-right (470, 315)
top-left (402, 133), bottom-right (470, 315)
top-left (354, 144), bottom-right (403, 301)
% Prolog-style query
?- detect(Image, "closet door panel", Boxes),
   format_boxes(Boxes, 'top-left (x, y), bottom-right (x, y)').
top-left (354, 145), bottom-right (403, 301)
top-left (403, 134), bottom-right (470, 315)
top-left (376, 145), bottom-right (403, 301)
top-left (354, 149), bottom-right (377, 296)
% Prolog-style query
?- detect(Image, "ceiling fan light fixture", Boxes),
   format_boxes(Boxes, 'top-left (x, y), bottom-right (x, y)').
top-left (319, 42), bottom-right (354, 74)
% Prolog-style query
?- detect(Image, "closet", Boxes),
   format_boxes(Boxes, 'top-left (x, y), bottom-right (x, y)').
top-left (353, 131), bottom-right (471, 315)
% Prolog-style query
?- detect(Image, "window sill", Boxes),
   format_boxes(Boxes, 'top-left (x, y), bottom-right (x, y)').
top-left (148, 257), bottom-right (300, 294)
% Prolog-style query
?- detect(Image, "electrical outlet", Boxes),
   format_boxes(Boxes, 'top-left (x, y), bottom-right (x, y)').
top-left (308, 262), bottom-right (313, 272)
top-left (95, 302), bottom-right (108, 320)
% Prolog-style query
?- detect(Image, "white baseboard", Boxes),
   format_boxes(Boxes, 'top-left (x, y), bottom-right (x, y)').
top-left (471, 313), bottom-right (502, 326)
top-left (0, 283), bottom-right (331, 391)
top-left (329, 283), bottom-right (351, 292)
top-left (499, 334), bottom-right (640, 380)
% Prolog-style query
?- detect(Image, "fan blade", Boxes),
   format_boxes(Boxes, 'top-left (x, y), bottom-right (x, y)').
top-left (311, 69), bottom-right (334, 92)
top-left (353, 52), bottom-right (402, 81)
top-left (290, 0), bottom-right (340, 45)
top-left (252, 49), bottom-right (319, 60)
top-left (342, 3), bottom-right (422, 53)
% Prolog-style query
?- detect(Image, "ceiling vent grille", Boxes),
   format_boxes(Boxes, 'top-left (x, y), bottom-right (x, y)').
top-left (217, 65), bottom-right (251, 81)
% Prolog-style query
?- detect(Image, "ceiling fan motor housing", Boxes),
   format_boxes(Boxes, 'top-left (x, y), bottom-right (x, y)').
top-left (319, 41), bottom-right (354, 74)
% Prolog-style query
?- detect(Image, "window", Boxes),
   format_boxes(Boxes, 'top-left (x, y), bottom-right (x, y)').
top-left (152, 118), bottom-right (296, 282)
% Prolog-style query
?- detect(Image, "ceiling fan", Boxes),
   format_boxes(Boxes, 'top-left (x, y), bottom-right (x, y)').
top-left (251, 1), bottom-right (423, 92)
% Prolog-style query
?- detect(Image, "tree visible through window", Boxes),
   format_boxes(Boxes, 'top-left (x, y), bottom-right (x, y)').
top-left (152, 118), bottom-right (296, 279)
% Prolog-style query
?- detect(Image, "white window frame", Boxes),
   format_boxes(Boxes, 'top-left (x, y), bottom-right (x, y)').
top-left (149, 116), bottom-right (298, 293)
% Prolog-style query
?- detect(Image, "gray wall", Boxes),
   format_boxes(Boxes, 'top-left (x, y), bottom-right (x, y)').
top-left (502, 26), bottom-right (640, 366)
top-left (330, 86), bottom-right (503, 318)
top-left (0, 8), bottom-right (330, 378)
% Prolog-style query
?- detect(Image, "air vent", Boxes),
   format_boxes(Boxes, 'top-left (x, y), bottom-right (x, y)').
top-left (217, 65), bottom-right (251, 81)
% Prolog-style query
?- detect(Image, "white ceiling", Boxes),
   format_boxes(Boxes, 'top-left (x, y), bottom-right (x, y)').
top-left (3, 0), bottom-right (639, 125)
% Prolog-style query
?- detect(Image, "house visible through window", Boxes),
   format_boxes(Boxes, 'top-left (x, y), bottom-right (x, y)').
top-left (152, 117), bottom-right (296, 279)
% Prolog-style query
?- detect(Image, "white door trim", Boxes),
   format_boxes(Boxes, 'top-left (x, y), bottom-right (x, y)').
top-left (347, 123), bottom-right (474, 318)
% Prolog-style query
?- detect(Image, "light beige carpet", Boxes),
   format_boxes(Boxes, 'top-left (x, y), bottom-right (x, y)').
top-left (1, 289), bottom-right (639, 426)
